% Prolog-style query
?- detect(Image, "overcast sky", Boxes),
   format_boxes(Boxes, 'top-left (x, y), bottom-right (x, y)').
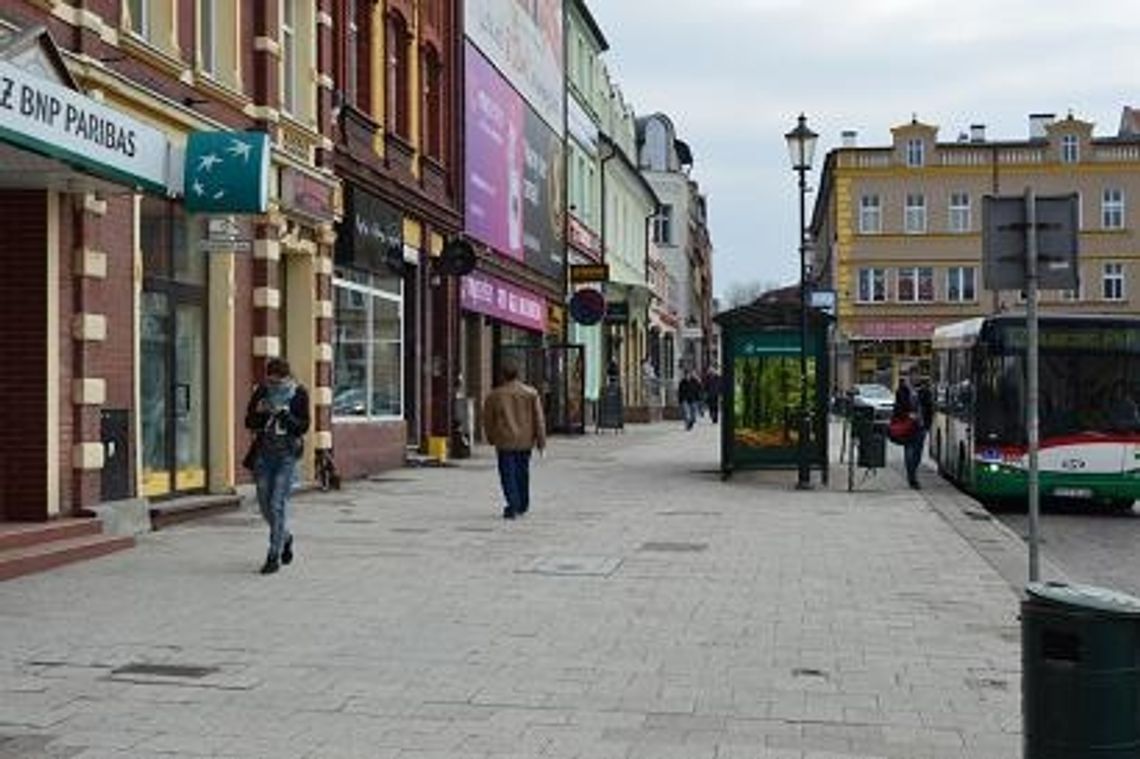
top-left (588, 0), bottom-right (1140, 300)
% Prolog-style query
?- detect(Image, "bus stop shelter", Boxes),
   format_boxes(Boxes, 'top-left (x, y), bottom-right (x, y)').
top-left (715, 302), bottom-right (831, 480)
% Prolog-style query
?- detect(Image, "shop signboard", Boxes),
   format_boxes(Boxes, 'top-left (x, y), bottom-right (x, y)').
top-left (460, 271), bottom-right (547, 333)
top-left (336, 186), bottom-right (404, 274)
top-left (184, 131), bottom-right (270, 213)
top-left (569, 263), bottom-right (608, 284)
top-left (0, 58), bottom-right (170, 194)
top-left (464, 43), bottom-right (564, 281)
top-left (281, 166), bottom-right (336, 223)
top-left (465, 0), bottom-right (563, 132)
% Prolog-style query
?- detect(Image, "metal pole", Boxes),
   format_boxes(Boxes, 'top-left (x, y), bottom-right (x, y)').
top-left (797, 158), bottom-right (812, 489)
top-left (1026, 186), bottom-right (1041, 582)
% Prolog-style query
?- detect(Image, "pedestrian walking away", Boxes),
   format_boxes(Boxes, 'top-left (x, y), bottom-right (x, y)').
top-left (244, 357), bottom-right (310, 574)
top-left (678, 370), bottom-right (702, 431)
top-left (703, 366), bottom-right (722, 424)
top-left (893, 371), bottom-right (927, 489)
top-left (482, 359), bottom-right (546, 520)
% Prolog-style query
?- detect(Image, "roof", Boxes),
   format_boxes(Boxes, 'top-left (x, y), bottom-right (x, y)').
top-left (599, 132), bottom-right (661, 209)
top-left (569, 0), bottom-right (609, 51)
top-left (713, 300), bottom-right (830, 329)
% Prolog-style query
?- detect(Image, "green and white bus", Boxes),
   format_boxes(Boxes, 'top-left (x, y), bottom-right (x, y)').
top-left (930, 314), bottom-right (1140, 509)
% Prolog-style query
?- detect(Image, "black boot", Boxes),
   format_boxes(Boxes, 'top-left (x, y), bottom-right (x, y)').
top-left (260, 554), bottom-right (280, 574)
top-left (281, 535), bottom-right (294, 565)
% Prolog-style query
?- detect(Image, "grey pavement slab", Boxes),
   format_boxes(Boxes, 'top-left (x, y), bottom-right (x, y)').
top-left (0, 421), bottom-right (1021, 758)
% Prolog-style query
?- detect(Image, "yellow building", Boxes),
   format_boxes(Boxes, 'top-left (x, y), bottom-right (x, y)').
top-left (812, 112), bottom-right (1140, 392)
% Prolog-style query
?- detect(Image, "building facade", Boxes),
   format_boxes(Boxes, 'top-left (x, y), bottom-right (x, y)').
top-left (812, 112), bottom-right (1140, 393)
top-left (637, 113), bottom-right (714, 400)
top-left (330, 0), bottom-right (462, 478)
top-left (459, 0), bottom-right (568, 439)
top-left (0, 0), bottom-right (337, 524)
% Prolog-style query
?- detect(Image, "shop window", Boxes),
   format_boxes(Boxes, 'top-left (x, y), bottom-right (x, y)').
top-left (333, 268), bottom-right (404, 420)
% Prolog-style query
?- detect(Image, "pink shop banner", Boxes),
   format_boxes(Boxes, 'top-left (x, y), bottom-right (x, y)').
top-left (461, 272), bottom-right (547, 333)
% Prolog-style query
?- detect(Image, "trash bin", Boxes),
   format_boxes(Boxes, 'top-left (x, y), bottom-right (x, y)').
top-left (851, 403), bottom-right (886, 469)
top-left (1022, 581), bottom-right (1140, 758)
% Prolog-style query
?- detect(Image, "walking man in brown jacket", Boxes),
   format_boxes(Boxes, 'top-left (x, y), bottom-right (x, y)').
top-left (482, 360), bottom-right (546, 519)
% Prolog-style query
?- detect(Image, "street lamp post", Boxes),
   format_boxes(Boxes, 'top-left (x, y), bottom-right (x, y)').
top-left (785, 114), bottom-right (818, 490)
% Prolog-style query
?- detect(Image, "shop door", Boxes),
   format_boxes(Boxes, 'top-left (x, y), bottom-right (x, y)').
top-left (140, 200), bottom-right (207, 498)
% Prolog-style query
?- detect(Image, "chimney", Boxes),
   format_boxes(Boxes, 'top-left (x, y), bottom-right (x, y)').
top-left (1029, 113), bottom-right (1055, 140)
top-left (969, 124), bottom-right (986, 143)
top-left (841, 130), bottom-right (857, 148)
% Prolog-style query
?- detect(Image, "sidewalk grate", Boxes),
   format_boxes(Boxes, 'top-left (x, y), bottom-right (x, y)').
top-left (792, 667), bottom-right (829, 680)
top-left (517, 556), bottom-right (622, 577)
top-left (111, 663), bottom-right (217, 679)
top-left (639, 542), bottom-right (708, 553)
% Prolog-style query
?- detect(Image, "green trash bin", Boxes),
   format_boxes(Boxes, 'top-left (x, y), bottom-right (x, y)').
top-left (1022, 581), bottom-right (1140, 758)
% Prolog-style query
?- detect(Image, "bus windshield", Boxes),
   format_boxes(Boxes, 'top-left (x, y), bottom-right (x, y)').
top-left (976, 327), bottom-right (1140, 444)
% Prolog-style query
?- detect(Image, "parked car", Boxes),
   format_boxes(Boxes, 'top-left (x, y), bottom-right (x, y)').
top-left (850, 383), bottom-right (895, 421)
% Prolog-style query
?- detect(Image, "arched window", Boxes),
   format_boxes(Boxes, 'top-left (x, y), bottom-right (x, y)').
top-left (421, 45), bottom-right (443, 159)
top-left (386, 11), bottom-right (410, 138)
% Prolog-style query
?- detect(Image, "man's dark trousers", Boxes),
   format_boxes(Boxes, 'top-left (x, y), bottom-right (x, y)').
top-left (497, 450), bottom-right (532, 515)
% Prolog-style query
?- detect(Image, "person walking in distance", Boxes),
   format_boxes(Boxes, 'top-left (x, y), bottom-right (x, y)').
top-left (678, 370), bottom-right (702, 431)
top-left (893, 371), bottom-right (926, 489)
top-left (244, 358), bottom-right (310, 574)
top-left (703, 366), bottom-right (722, 424)
top-left (483, 359), bottom-right (546, 520)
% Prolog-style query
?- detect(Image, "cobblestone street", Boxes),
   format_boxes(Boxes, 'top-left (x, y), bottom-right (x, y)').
top-left (1, 422), bottom-right (1022, 758)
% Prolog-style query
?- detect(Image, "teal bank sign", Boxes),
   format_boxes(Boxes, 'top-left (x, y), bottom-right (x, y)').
top-left (183, 131), bottom-right (270, 214)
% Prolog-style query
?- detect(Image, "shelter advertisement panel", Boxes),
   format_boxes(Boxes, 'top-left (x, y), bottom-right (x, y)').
top-left (464, 0), bottom-right (563, 131)
top-left (464, 43), bottom-right (564, 280)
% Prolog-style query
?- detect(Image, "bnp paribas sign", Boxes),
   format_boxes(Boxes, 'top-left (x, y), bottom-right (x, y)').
top-left (0, 58), bottom-right (170, 194)
top-left (183, 131), bottom-right (270, 214)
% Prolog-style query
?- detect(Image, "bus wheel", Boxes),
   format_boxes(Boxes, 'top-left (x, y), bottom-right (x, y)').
top-left (1106, 499), bottom-right (1135, 513)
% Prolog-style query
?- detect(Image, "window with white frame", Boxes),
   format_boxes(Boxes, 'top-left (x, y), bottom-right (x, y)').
top-left (947, 266), bottom-right (976, 302)
top-left (906, 138), bottom-right (924, 167)
top-left (1103, 263), bottom-right (1125, 301)
top-left (1103, 188), bottom-right (1125, 230)
top-left (333, 268), bottom-right (404, 419)
top-left (281, 0), bottom-right (297, 114)
top-left (653, 204), bottom-right (674, 245)
top-left (127, 0), bottom-right (150, 37)
top-left (199, 0), bottom-right (215, 74)
top-left (859, 194), bottom-right (881, 234)
top-left (857, 268), bottom-right (887, 302)
top-left (949, 192), bottom-right (970, 233)
top-left (897, 267), bottom-right (934, 302)
top-left (1061, 134), bottom-right (1079, 164)
top-left (905, 193), bottom-right (926, 233)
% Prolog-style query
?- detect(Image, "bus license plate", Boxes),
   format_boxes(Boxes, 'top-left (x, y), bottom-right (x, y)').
top-left (1053, 487), bottom-right (1092, 498)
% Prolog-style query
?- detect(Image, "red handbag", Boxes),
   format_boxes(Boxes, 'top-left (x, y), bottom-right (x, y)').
top-left (887, 415), bottom-right (917, 444)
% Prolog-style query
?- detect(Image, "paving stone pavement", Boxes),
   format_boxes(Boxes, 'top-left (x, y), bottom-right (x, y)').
top-left (0, 421), bottom-right (1022, 759)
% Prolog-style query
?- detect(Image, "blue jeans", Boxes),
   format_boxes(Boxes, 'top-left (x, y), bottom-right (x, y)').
top-left (904, 429), bottom-right (926, 484)
top-left (497, 450), bottom-right (532, 514)
top-left (681, 401), bottom-right (697, 430)
top-left (255, 453), bottom-right (297, 557)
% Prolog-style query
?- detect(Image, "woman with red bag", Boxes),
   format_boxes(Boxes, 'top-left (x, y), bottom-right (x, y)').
top-left (892, 372), bottom-right (928, 489)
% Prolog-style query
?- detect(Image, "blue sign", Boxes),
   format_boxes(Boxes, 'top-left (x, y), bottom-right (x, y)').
top-left (569, 289), bottom-right (604, 326)
top-left (183, 131), bottom-right (269, 214)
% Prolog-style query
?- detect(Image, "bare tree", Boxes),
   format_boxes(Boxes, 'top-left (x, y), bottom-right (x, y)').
top-left (722, 280), bottom-right (780, 308)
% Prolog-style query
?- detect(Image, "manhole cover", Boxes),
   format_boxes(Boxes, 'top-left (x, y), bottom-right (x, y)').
top-left (639, 542), bottom-right (708, 553)
top-left (111, 663), bottom-right (217, 679)
top-left (517, 556), bottom-right (622, 577)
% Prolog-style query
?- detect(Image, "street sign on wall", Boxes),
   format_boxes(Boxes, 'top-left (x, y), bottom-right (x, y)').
top-left (983, 194), bottom-right (1079, 290)
top-left (569, 264), bottom-right (609, 284)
